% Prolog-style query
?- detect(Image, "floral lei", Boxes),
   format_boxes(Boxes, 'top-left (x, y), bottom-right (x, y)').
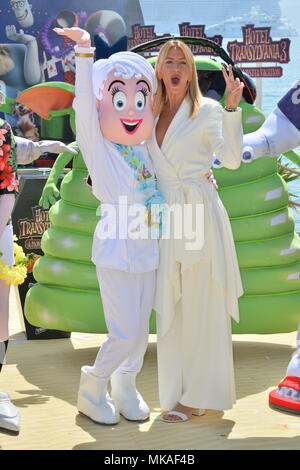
top-left (0, 122), bottom-right (18, 192)
top-left (114, 144), bottom-right (166, 228)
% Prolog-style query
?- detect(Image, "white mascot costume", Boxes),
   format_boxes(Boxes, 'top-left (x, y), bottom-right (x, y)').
top-left (54, 26), bottom-right (164, 425)
top-left (243, 80), bottom-right (300, 414)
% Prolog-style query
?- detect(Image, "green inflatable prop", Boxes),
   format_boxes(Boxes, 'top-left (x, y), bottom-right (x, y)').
top-left (20, 54), bottom-right (300, 334)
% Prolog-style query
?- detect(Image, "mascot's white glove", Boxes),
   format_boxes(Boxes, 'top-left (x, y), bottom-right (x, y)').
top-left (242, 80), bottom-right (300, 163)
top-left (15, 136), bottom-right (77, 165)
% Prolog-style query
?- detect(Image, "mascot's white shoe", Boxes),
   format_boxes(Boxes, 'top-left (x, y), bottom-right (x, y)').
top-left (0, 391), bottom-right (20, 433)
top-left (111, 373), bottom-right (150, 421)
top-left (77, 366), bottom-right (119, 425)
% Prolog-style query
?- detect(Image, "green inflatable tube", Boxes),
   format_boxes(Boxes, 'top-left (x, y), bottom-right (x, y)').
top-left (49, 200), bottom-right (99, 234)
top-left (240, 260), bottom-right (300, 294)
top-left (236, 231), bottom-right (300, 268)
top-left (25, 283), bottom-right (157, 334)
top-left (41, 226), bottom-right (93, 263)
top-left (230, 207), bottom-right (294, 242)
top-left (233, 291), bottom-right (300, 334)
top-left (33, 257), bottom-right (98, 290)
top-left (25, 284), bottom-right (105, 333)
top-left (216, 156), bottom-right (277, 188)
top-left (219, 173), bottom-right (288, 218)
top-left (25, 282), bottom-right (300, 335)
top-left (33, 254), bottom-right (300, 296)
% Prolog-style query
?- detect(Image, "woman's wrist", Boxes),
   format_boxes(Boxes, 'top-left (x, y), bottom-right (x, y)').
top-left (77, 40), bottom-right (91, 48)
top-left (224, 106), bottom-right (237, 112)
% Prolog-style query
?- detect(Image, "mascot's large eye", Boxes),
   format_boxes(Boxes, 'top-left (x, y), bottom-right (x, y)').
top-left (242, 146), bottom-right (254, 163)
top-left (112, 90), bottom-right (127, 111)
top-left (135, 91), bottom-right (146, 111)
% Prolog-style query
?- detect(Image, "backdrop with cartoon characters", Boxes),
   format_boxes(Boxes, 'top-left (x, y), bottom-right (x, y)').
top-left (0, 0), bottom-right (144, 136)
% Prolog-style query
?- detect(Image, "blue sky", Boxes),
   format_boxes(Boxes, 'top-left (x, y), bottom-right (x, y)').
top-left (280, 0), bottom-right (300, 28)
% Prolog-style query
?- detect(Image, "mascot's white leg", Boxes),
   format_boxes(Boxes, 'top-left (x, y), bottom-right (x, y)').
top-left (110, 270), bottom-right (154, 421)
top-left (79, 268), bottom-right (154, 423)
top-left (110, 328), bottom-right (151, 421)
top-left (110, 372), bottom-right (150, 421)
top-left (269, 324), bottom-right (300, 414)
top-left (77, 366), bottom-right (119, 425)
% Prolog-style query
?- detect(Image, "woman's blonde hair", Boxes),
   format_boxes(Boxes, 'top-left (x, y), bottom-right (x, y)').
top-left (153, 40), bottom-right (202, 119)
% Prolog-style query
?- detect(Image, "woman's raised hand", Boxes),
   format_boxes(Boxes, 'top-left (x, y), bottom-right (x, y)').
top-left (53, 27), bottom-right (91, 48)
top-left (222, 64), bottom-right (244, 110)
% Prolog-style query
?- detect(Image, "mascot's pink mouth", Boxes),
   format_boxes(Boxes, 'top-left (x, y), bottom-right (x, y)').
top-left (120, 119), bottom-right (143, 134)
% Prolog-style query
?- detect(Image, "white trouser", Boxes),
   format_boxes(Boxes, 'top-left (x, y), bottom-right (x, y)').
top-left (0, 281), bottom-right (10, 343)
top-left (89, 267), bottom-right (156, 379)
top-left (157, 260), bottom-right (236, 412)
top-left (0, 194), bottom-right (15, 237)
top-left (0, 224), bottom-right (14, 342)
top-left (0, 224), bottom-right (13, 342)
top-left (0, 195), bottom-right (15, 344)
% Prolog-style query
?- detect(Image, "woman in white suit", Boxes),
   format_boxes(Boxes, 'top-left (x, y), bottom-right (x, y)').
top-left (147, 40), bottom-right (245, 422)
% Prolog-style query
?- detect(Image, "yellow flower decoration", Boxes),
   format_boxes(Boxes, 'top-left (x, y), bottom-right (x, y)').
top-left (0, 238), bottom-right (28, 286)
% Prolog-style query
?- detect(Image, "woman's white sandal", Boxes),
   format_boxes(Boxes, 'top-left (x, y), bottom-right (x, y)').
top-left (162, 409), bottom-right (205, 423)
top-left (162, 411), bottom-right (189, 423)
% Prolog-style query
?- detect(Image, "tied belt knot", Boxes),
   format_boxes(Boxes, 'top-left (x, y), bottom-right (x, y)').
top-left (158, 174), bottom-right (210, 202)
